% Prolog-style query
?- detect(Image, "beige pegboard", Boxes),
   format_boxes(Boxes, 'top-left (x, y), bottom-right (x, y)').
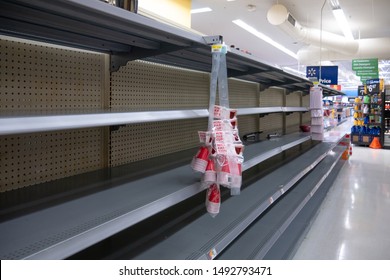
top-left (286, 92), bottom-right (302, 107)
top-left (110, 119), bottom-right (207, 166)
top-left (0, 128), bottom-right (105, 192)
top-left (237, 115), bottom-right (259, 135)
top-left (302, 94), bottom-right (310, 107)
top-left (110, 61), bottom-right (259, 166)
top-left (228, 79), bottom-right (259, 108)
top-left (286, 113), bottom-right (300, 134)
top-left (259, 87), bottom-right (284, 107)
top-left (0, 37), bottom-right (107, 192)
top-left (0, 37), bottom-right (106, 111)
top-left (302, 112), bottom-right (311, 124)
top-left (260, 113), bottom-right (283, 136)
top-left (110, 60), bottom-right (210, 110)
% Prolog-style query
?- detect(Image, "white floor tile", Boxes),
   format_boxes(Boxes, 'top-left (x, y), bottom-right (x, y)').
top-left (293, 120), bottom-right (390, 260)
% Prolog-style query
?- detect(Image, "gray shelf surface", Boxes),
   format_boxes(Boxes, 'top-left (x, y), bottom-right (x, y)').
top-left (0, 107), bottom-right (308, 135)
top-left (218, 146), bottom-right (344, 260)
top-left (263, 160), bottom-right (345, 260)
top-left (133, 141), bottom-right (337, 260)
top-left (0, 133), bottom-right (310, 259)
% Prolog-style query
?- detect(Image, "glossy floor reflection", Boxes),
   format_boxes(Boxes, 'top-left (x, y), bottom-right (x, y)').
top-left (293, 139), bottom-right (390, 259)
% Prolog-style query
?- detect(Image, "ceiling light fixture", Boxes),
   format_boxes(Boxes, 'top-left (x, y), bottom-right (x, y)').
top-left (190, 7), bottom-right (212, 14)
top-left (328, 0), bottom-right (354, 40)
top-left (232, 19), bottom-right (298, 59)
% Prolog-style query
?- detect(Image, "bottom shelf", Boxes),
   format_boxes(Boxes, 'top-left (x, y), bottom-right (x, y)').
top-left (218, 146), bottom-right (344, 260)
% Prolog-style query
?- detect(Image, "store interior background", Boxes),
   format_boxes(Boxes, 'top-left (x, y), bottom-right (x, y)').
top-left (1, 0), bottom-right (390, 261)
top-left (140, 0), bottom-right (390, 97)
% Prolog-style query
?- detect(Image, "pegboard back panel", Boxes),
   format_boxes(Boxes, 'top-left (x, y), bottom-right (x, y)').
top-left (302, 94), bottom-right (310, 107)
top-left (259, 113), bottom-right (283, 137)
top-left (0, 37), bottom-right (106, 111)
top-left (259, 87), bottom-right (284, 106)
top-left (0, 128), bottom-right (105, 192)
top-left (286, 113), bottom-right (300, 134)
top-left (237, 115), bottom-right (258, 135)
top-left (110, 60), bottom-right (210, 110)
top-left (302, 111), bottom-right (311, 124)
top-left (110, 119), bottom-right (207, 166)
top-left (286, 92), bottom-right (302, 107)
top-left (228, 79), bottom-right (259, 108)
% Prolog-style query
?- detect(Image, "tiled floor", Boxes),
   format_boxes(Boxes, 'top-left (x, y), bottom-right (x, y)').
top-left (293, 120), bottom-right (390, 259)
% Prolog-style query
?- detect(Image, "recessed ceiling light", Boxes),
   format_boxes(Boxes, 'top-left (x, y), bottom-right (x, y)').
top-left (190, 7), bottom-right (212, 14)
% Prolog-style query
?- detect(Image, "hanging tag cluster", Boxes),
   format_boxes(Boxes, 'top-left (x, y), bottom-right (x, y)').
top-left (190, 44), bottom-right (244, 217)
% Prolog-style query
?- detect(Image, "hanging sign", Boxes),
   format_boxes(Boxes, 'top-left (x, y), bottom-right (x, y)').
top-left (352, 58), bottom-right (379, 83)
top-left (366, 79), bottom-right (380, 94)
top-left (306, 66), bottom-right (338, 85)
top-left (358, 85), bottom-right (365, 96)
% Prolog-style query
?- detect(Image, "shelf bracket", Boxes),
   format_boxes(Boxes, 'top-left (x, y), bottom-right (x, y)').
top-left (111, 52), bottom-right (135, 72)
top-left (259, 113), bottom-right (269, 118)
top-left (109, 124), bottom-right (126, 132)
top-left (110, 44), bottom-right (190, 72)
top-left (202, 35), bottom-right (223, 45)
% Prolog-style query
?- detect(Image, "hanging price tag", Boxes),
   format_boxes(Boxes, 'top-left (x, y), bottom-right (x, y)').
top-left (211, 44), bottom-right (223, 53)
top-left (213, 120), bottom-right (224, 131)
top-left (215, 142), bottom-right (228, 154)
top-left (198, 131), bottom-right (206, 143)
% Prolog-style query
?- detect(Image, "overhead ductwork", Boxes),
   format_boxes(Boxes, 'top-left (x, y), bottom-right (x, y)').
top-left (266, 4), bottom-right (390, 63)
top-left (297, 38), bottom-right (390, 64)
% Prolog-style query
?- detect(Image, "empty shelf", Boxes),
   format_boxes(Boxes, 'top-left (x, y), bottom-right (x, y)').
top-left (133, 141), bottom-right (337, 260)
top-left (0, 109), bottom-right (209, 135)
top-left (0, 107), bottom-right (308, 135)
top-left (0, 133), bottom-right (311, 259)
top-left (218, 146), bottom-right (344, 260)
top-left (264, 160), bottom-right (345, 260)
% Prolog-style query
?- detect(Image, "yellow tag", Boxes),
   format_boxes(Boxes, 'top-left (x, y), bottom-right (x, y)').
top-left (211, 44), bottom-right (223, 53)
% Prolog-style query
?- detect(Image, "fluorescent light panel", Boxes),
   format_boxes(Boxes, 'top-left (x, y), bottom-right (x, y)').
top-left (232, 19), bottom-right (298, 59)
top-left (190, 7), bottom-right (212, 14)
top-left (332, 8), bottom-right (354, 40)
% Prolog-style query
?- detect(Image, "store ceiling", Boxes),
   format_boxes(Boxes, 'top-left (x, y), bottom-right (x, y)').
top-left (191, 0), bottom-right (390, 89)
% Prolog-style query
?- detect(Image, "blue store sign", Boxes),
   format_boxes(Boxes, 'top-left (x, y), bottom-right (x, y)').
top-left (306, 66), bottom-right (338, 85)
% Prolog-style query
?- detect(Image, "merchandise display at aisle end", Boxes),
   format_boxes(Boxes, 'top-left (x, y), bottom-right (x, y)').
top-left (351, 79), bottom-right (384, 147)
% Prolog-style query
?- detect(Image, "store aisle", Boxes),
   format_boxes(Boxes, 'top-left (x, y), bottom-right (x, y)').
top-left (293, 132), bottom-right (390, 259)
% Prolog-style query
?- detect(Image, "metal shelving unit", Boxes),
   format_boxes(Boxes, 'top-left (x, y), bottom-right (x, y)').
top-left (0, 0), bottom-right (346, 260)
top-left (0, 0), bottom-right (312, 91)
top-left (133, 142), bottom-right (340, 260)
top-left (0, 133), bottom-right (311, 259)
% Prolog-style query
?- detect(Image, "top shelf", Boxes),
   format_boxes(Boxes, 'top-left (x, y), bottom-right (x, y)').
top-left (0, 0), bottom-right (316, 92)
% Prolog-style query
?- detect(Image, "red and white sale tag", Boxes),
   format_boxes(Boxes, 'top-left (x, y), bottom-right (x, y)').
top-left (198, 131), bottom-right (206, 143)
top-left (213, 120), bottom-right (224, 131)
top-left (215, 131), bottom-right (225, 143)
top-left (213, 105), bottom-right (223, 119)
top-left (215, 142), bottom-right (228, 154)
